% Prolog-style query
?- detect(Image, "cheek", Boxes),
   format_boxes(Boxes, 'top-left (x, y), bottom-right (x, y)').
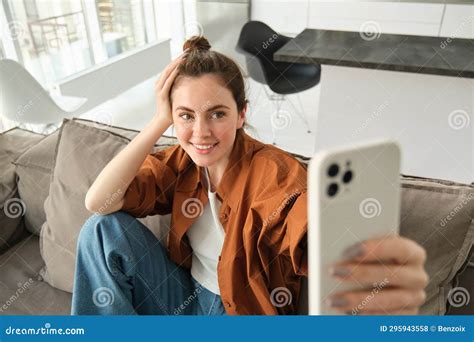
top-left (216, 130), bottom-right (236, 144)
top-left (174, 126), bottom-right (191, 146)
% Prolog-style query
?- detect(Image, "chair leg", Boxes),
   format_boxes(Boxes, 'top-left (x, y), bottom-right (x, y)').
top-left (287, 93), bottom-right (312, 134)
top-left (271, 96), bottom-right (283, 145)
top-left (262, 85), bottom-right (281, 145)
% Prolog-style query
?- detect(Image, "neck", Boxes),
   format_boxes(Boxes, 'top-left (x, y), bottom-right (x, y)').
top-left (204, 130), bottom-right (240, 192)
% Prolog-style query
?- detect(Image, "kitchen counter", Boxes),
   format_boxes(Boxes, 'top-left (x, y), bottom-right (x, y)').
top-left (274, 28), bottom-right (474, 78)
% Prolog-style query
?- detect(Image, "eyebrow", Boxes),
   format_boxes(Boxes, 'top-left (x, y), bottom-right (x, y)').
top-left (175, 104), bottom-right (230, 113)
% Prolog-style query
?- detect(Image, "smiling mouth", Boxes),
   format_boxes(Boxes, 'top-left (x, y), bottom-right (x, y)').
top-left (191, 142), bottom-right (219, 150)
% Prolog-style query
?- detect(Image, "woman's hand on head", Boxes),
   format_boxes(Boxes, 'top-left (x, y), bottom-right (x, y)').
top-left (153, 51), bottom-right (187, 127)
top-left (326, 235), bottom-right (429, 315)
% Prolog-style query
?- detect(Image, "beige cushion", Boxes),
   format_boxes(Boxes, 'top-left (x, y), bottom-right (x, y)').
top-left (39, 119), bottom-right (177, 292)
top-left (13, 131), bottom-right (60, 235)
top-left (13, 118), bottom-right (175, 236)
top-left (0, 128), bottom-right (45, 252)
top-left (0, 234), bottom-right (72, 315)
top-left (398, 175), bottom-right (473, 315)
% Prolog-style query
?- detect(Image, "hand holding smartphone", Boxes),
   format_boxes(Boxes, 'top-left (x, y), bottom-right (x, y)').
top-left (308, 140), bottom-right (401, 315)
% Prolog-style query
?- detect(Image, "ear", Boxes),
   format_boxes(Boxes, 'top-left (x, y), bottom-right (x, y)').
top-left (237, 103), bottom-right (247, 129)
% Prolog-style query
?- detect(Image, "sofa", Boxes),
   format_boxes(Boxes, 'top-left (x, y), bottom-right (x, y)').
top-left (0, 118), bottom-right (472, 315)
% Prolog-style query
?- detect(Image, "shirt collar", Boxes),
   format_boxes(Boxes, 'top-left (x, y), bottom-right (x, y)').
top-left (176, 129), bottom-right (256, 213)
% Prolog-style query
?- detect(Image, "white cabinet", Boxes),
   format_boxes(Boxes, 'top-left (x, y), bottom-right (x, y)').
top-left (439, 4), bottom-right (474, 39)
top-left (251, 0), bottom-right (309, 35)
top-left (250, 0), bottom-right (474, 38)
top-left (307, 1), bottom-right (444, 36)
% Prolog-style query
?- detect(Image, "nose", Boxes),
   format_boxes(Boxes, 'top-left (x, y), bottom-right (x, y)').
top-left (193, 116), bottom-right (211, 137)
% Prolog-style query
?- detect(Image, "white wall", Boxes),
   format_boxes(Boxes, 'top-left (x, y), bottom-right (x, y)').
top-left (251, 0), bottom-right (474, 38)
top-left (251, 0), bottom-right (474, 183)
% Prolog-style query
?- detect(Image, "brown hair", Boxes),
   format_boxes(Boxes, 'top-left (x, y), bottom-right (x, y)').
top-left (175, 35), bottom-right (251, 132)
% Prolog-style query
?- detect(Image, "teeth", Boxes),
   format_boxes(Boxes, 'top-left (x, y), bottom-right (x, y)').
top-left (194, 144), bottom-right (214, 149)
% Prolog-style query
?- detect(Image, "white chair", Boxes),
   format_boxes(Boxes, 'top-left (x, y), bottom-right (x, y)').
top-left (0, 59), bottom-right (87, 134)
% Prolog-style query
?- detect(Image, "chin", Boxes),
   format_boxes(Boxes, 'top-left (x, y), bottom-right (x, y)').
top-left (187, 153), bottom-right (213, 165)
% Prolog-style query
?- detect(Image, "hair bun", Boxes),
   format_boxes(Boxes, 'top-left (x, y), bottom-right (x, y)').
top-left (183, 36), bottom-right (211, 52)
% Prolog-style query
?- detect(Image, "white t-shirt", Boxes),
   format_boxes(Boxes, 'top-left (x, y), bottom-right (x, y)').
top-left (186, 167), bottom-right (225, 294)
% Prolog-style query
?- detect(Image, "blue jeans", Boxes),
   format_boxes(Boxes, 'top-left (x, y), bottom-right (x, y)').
top-left (71, 211), bottom-right (226, 315)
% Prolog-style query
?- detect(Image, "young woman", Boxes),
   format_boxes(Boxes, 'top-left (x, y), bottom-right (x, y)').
top-left (71, 36), bottom-right (428, 315)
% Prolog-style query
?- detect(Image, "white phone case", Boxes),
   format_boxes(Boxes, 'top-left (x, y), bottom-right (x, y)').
top-left (308, 139), bottom-right (401, 315)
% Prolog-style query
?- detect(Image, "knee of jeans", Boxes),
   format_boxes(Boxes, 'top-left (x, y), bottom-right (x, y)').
top-left (77, 211), bottom-right (136, 247)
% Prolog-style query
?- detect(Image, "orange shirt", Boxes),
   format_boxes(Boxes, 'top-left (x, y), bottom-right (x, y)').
top-left (122, 128), bottom-right (308, 314)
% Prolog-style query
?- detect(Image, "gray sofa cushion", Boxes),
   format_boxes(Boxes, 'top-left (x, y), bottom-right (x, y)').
top-left (13, 131), bottom-right (60, 235)
top-left (398, 175), bottom-right (473, 315)
top-left (0, 234), bottom-right (71, 315)
top-left (12, 118), bottom-right (176, 236)
top-left (0, 128), bottom-right (45, 253)
top-left (39, 119), bottom-right (176, 292)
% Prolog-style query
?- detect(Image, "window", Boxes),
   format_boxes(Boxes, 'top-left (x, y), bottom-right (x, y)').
top-left (5, 0), bottom-right (93, 87)
top-left (96, 0), bottom-right (147, 58)
top-left (1, 0), bottom-right (162, 87)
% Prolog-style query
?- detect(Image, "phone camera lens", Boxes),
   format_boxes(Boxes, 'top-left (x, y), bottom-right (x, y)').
top-left (327, 163), bottom-right (339, 177)
top-left (327, 183), bottom-right (338, 197)
top-left (343, 170), bottom-right (353, 183)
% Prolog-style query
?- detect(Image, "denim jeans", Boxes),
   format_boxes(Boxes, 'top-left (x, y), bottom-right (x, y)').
top-left (71, 211), bottom-right (226, 315)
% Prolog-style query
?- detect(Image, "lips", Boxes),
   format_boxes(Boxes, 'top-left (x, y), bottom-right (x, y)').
top-left (191, 142), bottom-right (219, 149)
top-left (191, 141), bottom-right (219, 154)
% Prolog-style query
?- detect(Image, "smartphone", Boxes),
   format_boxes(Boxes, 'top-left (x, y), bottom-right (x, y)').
top-left (308, 139), bottom-right (401, 315)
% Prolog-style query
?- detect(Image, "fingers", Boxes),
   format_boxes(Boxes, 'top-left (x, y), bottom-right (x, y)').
top-left (326, 288), bottom-right (426, 314)
top-left (343, 236), bottom-right (427, 266)
top-left (161, 65), bottom-right (181, 97)
top-left (155, 52), bottom-right (187, 92)
top-left (329, 262), bottom-right (429, 290)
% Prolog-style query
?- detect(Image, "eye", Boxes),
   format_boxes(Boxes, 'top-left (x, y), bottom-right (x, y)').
top-left (179, 113), bottom-right (193, 121)
top-left (211, 111), bottom-right (225, 119)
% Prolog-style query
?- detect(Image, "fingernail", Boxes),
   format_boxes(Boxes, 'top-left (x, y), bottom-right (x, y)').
top-left (342, 243), bottom-right (364, 260)
top-left (329, 266), bottom-right (351, 277)
top-left (325, 297), bottom-right (348, 308)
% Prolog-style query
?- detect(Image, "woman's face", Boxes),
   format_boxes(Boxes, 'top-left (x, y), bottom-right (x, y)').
top-left (171, 73), bottom-right (246, 170)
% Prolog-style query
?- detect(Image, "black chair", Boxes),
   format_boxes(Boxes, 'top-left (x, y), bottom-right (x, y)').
top-left (236, 21), bottom-right (321, 145)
